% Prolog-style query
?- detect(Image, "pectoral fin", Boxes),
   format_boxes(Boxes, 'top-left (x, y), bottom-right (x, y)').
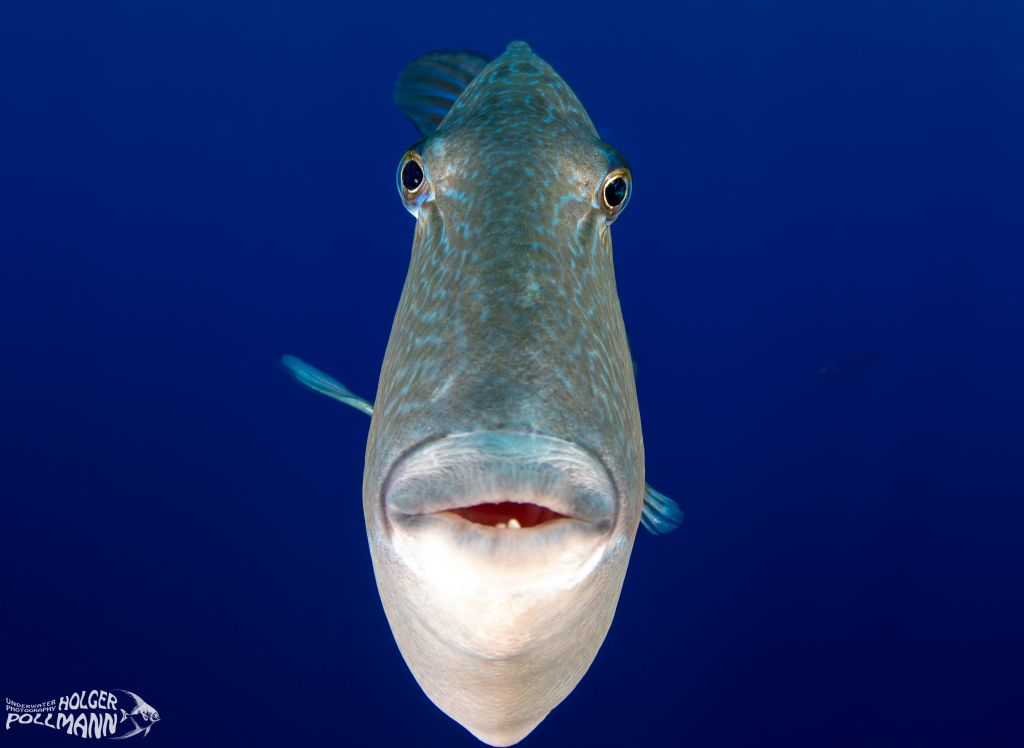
top-left (281, 355), bottom-right (373, 416)
top-left (394, 51), bottom-right (490, 134)
top-left (641, 483), bottom-right (683, 534)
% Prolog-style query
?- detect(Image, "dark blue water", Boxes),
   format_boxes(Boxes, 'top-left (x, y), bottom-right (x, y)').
top-left (3, 2), bottom-right (1022, 746)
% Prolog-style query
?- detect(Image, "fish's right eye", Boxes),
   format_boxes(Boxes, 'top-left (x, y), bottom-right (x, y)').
top-left (402, 159), bottom-right (423, 191)
top-left (398, 153), bottom-right (425, 196)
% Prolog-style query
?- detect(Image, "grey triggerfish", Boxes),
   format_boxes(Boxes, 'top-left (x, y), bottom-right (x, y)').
top-left (283, 41), bottom-right (682, 746)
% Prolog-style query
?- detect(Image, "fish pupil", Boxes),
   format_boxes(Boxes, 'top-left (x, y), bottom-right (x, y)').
top-left (605, 177), bottom-right (627, 207)
top-left (402, 159), bottom-right (424, 191)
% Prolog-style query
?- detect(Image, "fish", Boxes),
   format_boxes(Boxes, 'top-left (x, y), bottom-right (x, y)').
top-left (283, 41), bottom-right (682, 746)
top-left (110, 690), bottom-right (159, 739)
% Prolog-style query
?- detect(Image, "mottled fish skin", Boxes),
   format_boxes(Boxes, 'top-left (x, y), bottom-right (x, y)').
top-left (365, 42), bottom-right (643, 746)
top-left (368, 44), bottom-right (641, 534)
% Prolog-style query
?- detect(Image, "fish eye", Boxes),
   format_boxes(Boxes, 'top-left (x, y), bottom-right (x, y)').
top-left (599, 168), bottom-right (631, 218)
top-left (605, 177), bottom-right (627, 207)
top-left (399, 152), bottom-right (425, 195)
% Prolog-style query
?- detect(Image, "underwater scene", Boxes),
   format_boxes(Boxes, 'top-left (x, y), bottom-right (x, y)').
top-left (2, 1), bottom-right (1021, 746)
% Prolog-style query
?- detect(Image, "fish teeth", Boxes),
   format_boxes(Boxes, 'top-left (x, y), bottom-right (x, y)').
top-left (495, 522), bottom-right (507, 529)
top-left (507, 518), bottom-right (521, 529)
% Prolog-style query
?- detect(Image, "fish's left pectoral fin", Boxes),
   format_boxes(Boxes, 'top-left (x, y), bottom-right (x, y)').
top-left (281, 355), bottom-right (374, 416)
top-left (394, 51), bottom-right (490, 134)
top-left (641, 483), bottom-right (684, 535)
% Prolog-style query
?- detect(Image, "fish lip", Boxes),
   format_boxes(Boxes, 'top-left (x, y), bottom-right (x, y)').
top-left (381, 431), bottom-right (617, 531)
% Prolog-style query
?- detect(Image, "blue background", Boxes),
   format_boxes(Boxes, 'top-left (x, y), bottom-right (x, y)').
top-left (2, 1), bottom-right (1022, 746)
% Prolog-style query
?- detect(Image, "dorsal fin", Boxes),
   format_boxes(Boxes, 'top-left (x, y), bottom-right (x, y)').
top-left (394, 51), bottom-right (490, 134)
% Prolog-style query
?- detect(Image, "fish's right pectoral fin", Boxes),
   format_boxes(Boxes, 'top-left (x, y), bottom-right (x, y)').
top-left (394, 51), bottom-right (490, 134)
top-left (281, 355), bottom-right (373, 416)
top-left (640, 483), bottom-right (684, 535)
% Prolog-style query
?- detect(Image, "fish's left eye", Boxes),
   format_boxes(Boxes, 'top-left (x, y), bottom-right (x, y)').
top-left (599, 168), bottom-right (631, 219)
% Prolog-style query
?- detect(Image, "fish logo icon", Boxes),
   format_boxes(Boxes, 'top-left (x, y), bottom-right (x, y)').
top-left (110, 690), bottom-right (160, 739)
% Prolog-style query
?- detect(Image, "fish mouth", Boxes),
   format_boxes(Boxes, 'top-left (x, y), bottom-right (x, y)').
top-left (375, 433), bottom-right (623, 680)
top-left (448, 502), bottom-right (567, 529)
top-left (382, 431), bottom-right (616, 536)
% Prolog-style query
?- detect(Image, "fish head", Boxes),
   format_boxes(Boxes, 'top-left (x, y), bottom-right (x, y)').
top-left (366, 41), bottom-right (643, 746)
top-left (134, 698), bottom-right (159, 722)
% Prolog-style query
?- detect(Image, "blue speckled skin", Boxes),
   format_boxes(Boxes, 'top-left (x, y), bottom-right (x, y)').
top-left (365, 42), bottom-right (643, 534)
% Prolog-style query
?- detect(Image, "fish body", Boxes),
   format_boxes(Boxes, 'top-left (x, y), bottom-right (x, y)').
top-left (284, 40), bottom-right (681, 746)
top-left (111, 690), bottom-right (159, 739)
